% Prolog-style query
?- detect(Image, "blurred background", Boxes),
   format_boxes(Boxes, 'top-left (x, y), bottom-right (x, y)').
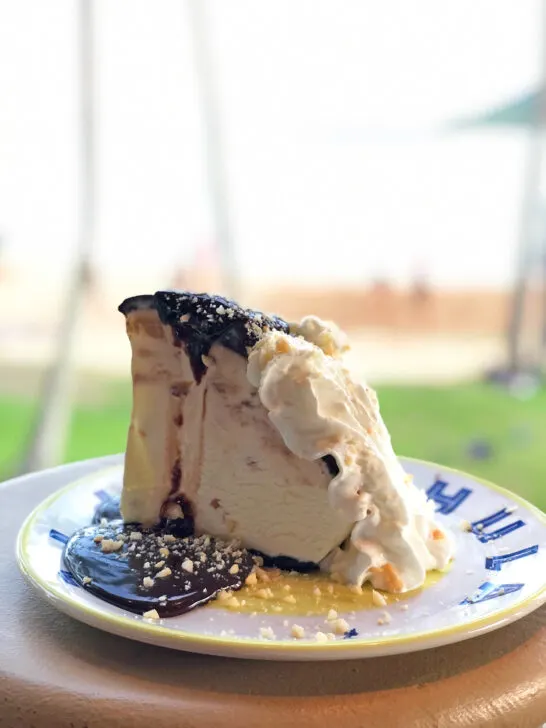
top-left (1, 0), bottom-right (545, 509)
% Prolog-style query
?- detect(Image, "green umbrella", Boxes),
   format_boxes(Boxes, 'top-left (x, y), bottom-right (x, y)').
top-left (451, 82), bottom-right (546, 375)
top-left (452, 89), bottom-right (541, 129)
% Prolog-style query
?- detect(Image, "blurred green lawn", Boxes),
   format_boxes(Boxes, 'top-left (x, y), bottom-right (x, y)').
top-left (1, 381), bottom-right (544, 511)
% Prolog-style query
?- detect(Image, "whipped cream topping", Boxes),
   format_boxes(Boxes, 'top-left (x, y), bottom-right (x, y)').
top-left (247, 322), bottom-right (454, 592)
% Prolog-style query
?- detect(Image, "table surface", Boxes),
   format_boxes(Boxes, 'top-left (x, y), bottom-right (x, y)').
top-left (1, 456), bottom-right (545, 728)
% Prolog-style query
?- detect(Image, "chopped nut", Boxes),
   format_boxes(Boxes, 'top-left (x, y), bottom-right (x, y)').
top-left (179, 313), bottom-right (191, 322)
top-left (224, 596), bottom-right (240, 608)
top-left (156, 567), bottom-right (172, 579)
top-left (283, 594), bottom-right (296, 604)
top-left (255, 567), bottom-right (270, 582)
top-left (256, 588), bottom-right (274, 600)
top-left (259, 627), bottom-right (276, 640)
top-left (229, 564), bottom-right (240, 575)
top-left (460, 519), bottom-right (472, 532)
top-left (82, 576), bottom-right (92, 585)
top-left (143, 562), bottom-right (150, 569)
top-left (327, 609), bottom-right (338, 621)
top-left (143, 609), bottom-right (160, 620)
top-left (101, 539), bottom-right (123, 553)
top-left (331, 618), bottom-right (350, 635)
top-left (199, 552), bottom-right (207, 563)
top-left (314, 631), bottom-right (328, 642)
top-left (159, 547), bottom-right (169, 558)
top-left (290, 624), bottom-right (305, 639)
top-left (182, 559), bottom-right (194, 573)
top-left (372, 590), bottom-right (388, 608)
top-left (163, 534), bottom-right (177, 543)
top-left (93, 534), bottom-right (104, 543)
top-left (129, 531), bottom-right (143, 542)
top-left (163, 503), bottom-right (184, 520)
top-left (142, 576), bottom-right (155, 588)
top-left (216, 590), bottom-right (232, 602)
top-left (245, 572), bottom-right (258, 586)
top-left (154, 560), bottom-right (166, 570)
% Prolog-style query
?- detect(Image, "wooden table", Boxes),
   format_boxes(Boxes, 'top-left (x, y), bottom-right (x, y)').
top-left (1, 457), bottom-right (545, 728)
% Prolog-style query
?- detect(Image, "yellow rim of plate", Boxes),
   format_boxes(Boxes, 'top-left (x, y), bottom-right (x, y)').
top-left (16, 457), bottom-right (546, 655)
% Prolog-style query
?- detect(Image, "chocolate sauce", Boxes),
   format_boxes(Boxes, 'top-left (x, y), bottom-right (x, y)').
top-left (118, 291), bottom-right (289, 383)
top-left (89, 496), bottom-right (320, 580)
top-left (63, 521), bottom-right (254, 617)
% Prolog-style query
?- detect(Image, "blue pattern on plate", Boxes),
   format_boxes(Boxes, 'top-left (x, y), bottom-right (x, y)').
top-left (49, 529), bottom-right (69, 545)
top-left (426, 478), bottom-right (472, 514)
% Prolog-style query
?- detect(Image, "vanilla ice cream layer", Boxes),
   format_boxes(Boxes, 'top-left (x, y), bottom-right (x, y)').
top-left (247, 328), bottom-right (454, 592)
top-left (120, 298), bottom-right (351, 564)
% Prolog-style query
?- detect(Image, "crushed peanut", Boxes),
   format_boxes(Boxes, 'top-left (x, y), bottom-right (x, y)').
top-left (331, 618), bottom-right (350, 635)
top-left (143, 609), bottom-right (160, 620)
top-left (229, 564), bottom-right (240, 575)
top-left (255, 588), bottom-right (274, 599)
top-left (224, 596), bottom-right (241, 608)
top-left (290, 624), bottom-right (305, 639)
top-left (259, 627), bottom-right (276, 640)
top-left (156, 567), bottom-right (172, 579)
top-left (142, 576), bottom-right (155, 588)
top-left (216, 590), bottom-right (232, 602)
top-left (372, 590), bottom-right (388, 608)
top-left (255, 567), bottom-right (270, 582)
top-left (182, 559), bottom-right (194, 573)
top-left (163, 503), bottom-right (184, 520)
top-left (101, 539), bottom-right (123, 553)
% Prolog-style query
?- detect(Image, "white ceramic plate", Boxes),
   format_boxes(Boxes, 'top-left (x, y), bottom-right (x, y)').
top-left (16, 455), bottom-right (546, 661)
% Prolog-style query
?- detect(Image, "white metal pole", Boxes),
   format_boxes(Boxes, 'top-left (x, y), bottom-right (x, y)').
top-left (185, 0), bottom-right (239, 299)
top-left (20, 0), bottom-right (95, 472)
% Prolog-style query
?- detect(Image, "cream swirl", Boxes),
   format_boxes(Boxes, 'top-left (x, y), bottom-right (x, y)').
top-left (247, 323), bottom-right (453, 592)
